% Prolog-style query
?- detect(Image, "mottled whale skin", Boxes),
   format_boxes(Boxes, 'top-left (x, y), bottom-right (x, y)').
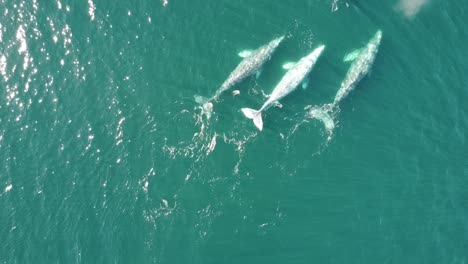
top-left (334, 30), bottom-right (382, 105)
top-left (195, 36), bottom-right (285, 113)
top-left (308, 30), bottom-right (383, 133)
top-left (242, 45), bottom-right (325, 131)
top-left (216, 36), bottom-right (285, 99)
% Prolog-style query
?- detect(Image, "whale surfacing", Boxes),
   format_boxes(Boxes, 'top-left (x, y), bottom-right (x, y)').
top-left (308, 30), bottom-right (383, 134)
top-left (195, 36), bottom-right (285, 115)
top-left (334, 30), bottom-right (382, 105)
top-left (242, 45), bottom-right (326, 131)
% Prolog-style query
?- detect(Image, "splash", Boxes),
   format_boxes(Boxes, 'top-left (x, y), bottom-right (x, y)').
top-left (161, 104), bottom-right (260, 180)
top-left (143, 196), bottom-right (178, 227)
top-left (192, 107), bottom-right (218, 160)
top-left (397, 0), bottom-right (428, 18)
top-left (331, 0), bottom-right (350, 12)
top-left (222, 131), bottom-right (257, 175)
top-left (283, 110), bottom-right (334, 157)
top-left (162, 107), bottom-right (217, 162)
top-left (305, 104), bottom-right (336, 141)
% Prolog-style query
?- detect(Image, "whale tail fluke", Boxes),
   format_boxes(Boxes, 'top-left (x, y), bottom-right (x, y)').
top-left (241, 108), bottom-right (263, 131)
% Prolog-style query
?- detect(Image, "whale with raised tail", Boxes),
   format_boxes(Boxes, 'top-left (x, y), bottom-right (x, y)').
top-left (309, 30), bottom-right (383, 132)
top-left (242, 45), bottom-right (326, 131)
top-left (195, 36), bottom-right (285, 115)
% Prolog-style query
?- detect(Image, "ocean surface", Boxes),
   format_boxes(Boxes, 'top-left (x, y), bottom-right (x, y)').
top-left (1, 0), bottom-right (467, 263)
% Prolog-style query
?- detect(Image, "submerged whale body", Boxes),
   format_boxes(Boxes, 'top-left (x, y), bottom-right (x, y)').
top-left (242, 45), bottom-right (326, 131)
top-left (334, 30), bottom-right (383, 105)
top-left (309, 30), bottom-right (383, 133)
top-left (195, 36), bottom-right (285, 115)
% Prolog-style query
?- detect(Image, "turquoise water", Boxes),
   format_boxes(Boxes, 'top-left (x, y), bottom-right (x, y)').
top-left (1, 0), bottom-right (467, 263)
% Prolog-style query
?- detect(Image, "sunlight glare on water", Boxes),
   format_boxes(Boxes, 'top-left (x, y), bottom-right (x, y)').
top-left (0, 0), bottom-right (467, 263)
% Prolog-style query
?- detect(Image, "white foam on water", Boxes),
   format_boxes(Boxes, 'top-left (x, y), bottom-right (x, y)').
top-left (160, 108), bottom-right (219, 185)
top-left (4, 184), bottom-right (12, 193)
top-left (332, 0), bottom-right (339, 12)
top-left (222, 131), bottom-right (257, 175)
top-left (143, 196), bottom-right (178, 227)
top-left (304, 104), bottom-right (337, 142)
top-left (0, 55), bottom-right (7, 81)
top-left (206, 134), bottom-right (217, 156)
top-left (139, 167), bottom-right (155, 194)
top-left (115, 116), bottom-right (125, 146)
